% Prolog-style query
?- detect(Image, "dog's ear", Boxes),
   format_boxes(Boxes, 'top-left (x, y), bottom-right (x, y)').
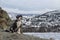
top-left (16, 15), bottom-right (22, 19)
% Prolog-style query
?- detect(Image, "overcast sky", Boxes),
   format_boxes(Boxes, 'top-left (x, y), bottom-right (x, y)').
top-left (0, 0), bottom-right (60, 14)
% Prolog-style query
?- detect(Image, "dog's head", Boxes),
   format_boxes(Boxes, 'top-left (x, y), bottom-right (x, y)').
top-left (16, 15), bottom-right (22, 21)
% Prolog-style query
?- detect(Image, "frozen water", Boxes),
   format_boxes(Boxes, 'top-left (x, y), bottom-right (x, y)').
top-left (23, 32), bottom-right (60, 40)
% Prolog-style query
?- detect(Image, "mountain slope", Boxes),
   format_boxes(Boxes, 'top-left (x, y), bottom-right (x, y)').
top-left (0, 7), bottom-right (11, 30)
top-left (22, 10), bottom-right (60, 32)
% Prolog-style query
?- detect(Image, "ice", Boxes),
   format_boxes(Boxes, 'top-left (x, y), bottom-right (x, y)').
top-left (23, 33), bottom-right (60, 40)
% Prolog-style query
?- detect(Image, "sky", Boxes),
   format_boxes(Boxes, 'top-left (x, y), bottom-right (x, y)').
top-left (0, 0), bottom-right (60, 14)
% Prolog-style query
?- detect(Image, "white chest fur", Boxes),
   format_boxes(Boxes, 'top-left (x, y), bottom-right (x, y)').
top-left (16, 20), bottom-right (22, 34)
top-left (16, 20), bottom-right (22, 28)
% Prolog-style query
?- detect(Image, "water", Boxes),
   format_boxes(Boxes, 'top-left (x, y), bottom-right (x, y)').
top-left (23, 32), bottom-right (60, 40)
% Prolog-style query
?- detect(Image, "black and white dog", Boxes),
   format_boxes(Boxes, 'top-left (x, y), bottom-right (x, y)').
top-left (8, 15), bottom-right (22, 34)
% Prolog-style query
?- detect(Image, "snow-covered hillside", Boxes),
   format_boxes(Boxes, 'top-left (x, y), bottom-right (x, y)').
top-left (7, 10), bottom-right (60, 32)
top-left (8, 10), bottom-right (60, 27)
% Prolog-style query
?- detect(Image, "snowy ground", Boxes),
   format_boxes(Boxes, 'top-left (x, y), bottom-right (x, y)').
top-left (23, 32), bottom-right (60, 40)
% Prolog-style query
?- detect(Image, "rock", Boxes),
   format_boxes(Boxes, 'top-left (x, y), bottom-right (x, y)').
top-left (0, 7), bottom-right (11, 30)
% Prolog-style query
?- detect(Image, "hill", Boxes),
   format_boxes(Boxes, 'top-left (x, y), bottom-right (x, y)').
top-left (0, 7), bottom-right (11, 30)
top-left (22, 10), bottom-right (60, 32)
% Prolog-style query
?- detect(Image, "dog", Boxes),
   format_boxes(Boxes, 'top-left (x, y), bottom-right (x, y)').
top-left (9, 15), bottom-right (23, 34)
